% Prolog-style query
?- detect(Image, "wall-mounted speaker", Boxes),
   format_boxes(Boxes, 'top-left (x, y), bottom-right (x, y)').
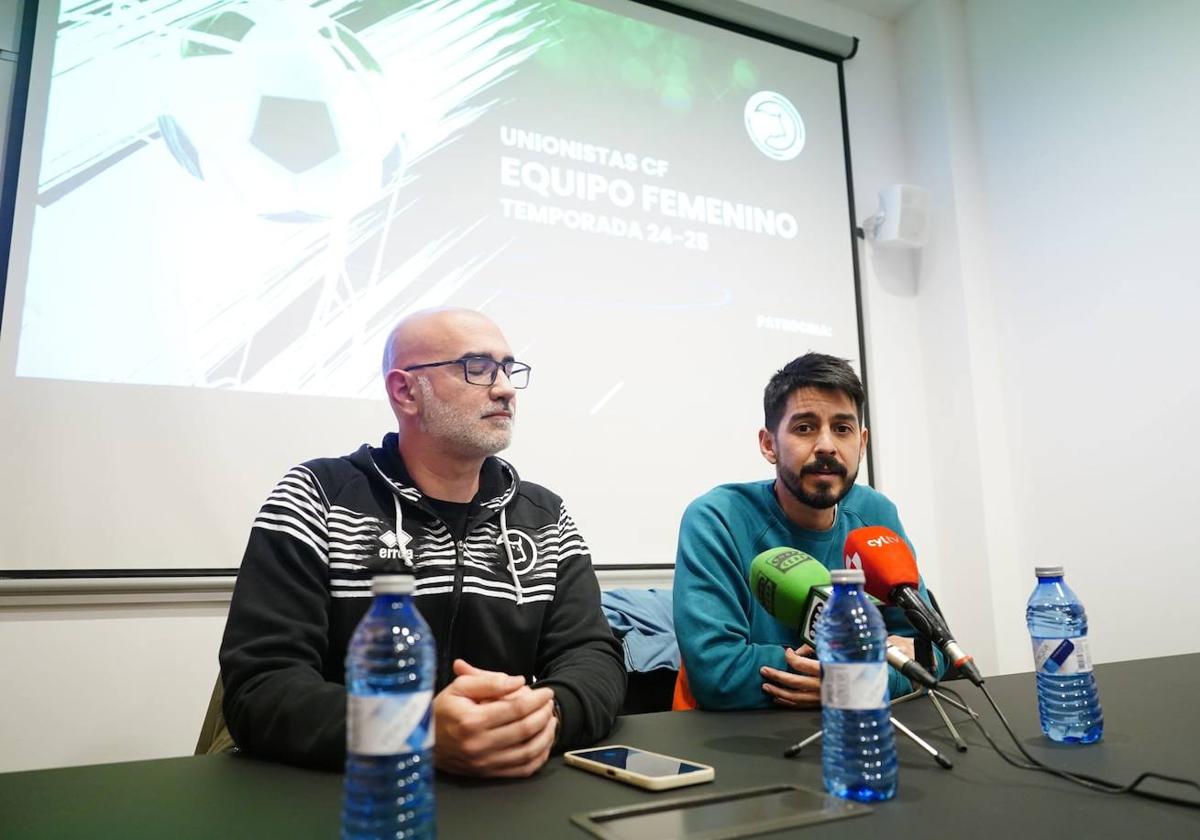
top-left (865, 184), bottom-right (930, 249)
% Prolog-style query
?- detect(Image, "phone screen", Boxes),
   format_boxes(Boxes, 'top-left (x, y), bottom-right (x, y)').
top-left (572, 747), bottom-right (707, 778)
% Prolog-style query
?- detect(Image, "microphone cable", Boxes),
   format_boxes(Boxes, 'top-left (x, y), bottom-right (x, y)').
top-left (936, 684), bottom-right (1200, 809)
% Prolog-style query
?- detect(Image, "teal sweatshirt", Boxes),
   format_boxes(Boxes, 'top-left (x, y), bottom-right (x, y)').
top-left (673, 480), bottom-right (945, 709)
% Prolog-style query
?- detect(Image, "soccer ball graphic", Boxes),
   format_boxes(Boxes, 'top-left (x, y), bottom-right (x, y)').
top-left (157, 1), bottom-right (404, 222)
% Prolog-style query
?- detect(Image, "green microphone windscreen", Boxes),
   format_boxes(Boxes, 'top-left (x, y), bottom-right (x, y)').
top-left (748, 547), bottom-right (832, 629)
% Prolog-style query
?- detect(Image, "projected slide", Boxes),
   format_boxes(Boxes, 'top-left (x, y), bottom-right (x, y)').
top-left (14, 0), bottom-right (855, 400)
top-left (2, 0), bottom-right (860, 572)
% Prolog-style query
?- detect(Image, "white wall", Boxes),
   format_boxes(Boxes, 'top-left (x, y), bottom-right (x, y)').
top-left (886, 0), bottom-right (1200, 674)
top-left (890, 0), bottom-right (1022, 676)
top-left (0, 599), bottom-right (229, 773)
top-left (959, 0), bottom-right (1200, 665)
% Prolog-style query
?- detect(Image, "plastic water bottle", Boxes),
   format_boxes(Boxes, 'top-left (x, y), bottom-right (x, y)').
top-left (1025, 566), bottom-right (1103, 744)
top-left (342, 575), bottom-right (437, 839)
top-left (814, 568), bottom-right (897, 802)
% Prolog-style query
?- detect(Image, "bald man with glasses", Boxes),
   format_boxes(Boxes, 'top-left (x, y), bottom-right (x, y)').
top-left (219, 308), bottom-right (625, 775)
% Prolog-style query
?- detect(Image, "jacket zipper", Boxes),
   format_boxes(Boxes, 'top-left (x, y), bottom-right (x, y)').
top-left (441, 539), bottom-right (467, 686)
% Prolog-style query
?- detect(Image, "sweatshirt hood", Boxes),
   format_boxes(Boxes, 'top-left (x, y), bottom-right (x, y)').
top-left (350, 434), bottom-right (527, 601)
top-left (351, 432), bottom-right (520, 515)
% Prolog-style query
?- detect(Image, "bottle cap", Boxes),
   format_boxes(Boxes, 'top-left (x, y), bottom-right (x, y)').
top-left (372, 574), bottom-right (415, 595)
top-left (831, 569), bottom-right (865, 584)
top-left (1035, 566), bottom-right (1064, 578)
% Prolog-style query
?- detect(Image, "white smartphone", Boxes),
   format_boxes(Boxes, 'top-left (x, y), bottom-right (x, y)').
top-left (563, 745), bottom-right (715, 791)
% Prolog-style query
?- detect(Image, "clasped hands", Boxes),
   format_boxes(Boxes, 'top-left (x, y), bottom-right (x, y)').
top-left (760, 635), bottom-right (916, 708)
top-left (433, 659), bottom-right (558, 778)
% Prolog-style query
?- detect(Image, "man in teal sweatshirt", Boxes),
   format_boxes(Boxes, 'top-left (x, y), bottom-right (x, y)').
top-left (673, 353), bottom-right (945, 709)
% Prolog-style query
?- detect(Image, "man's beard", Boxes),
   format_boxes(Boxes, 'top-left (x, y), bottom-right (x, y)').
top-left (778, 454), bottom-right (857, 511)
top-left (415, 377), bottom-right (513, 458)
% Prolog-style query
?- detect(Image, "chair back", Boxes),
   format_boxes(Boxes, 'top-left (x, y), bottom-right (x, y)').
top-left (194, 675), bottom-right (236, 755)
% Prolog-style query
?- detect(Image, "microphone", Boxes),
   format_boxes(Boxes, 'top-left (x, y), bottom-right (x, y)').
top-left (749, 547), bottom-right (831, 641)
top-left (749, 547), bottom-right (938, 690)
top-left (843, 527), bottom-right (984, 686)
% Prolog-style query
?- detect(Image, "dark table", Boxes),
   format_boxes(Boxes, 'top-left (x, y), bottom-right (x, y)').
top-left (4, 655), bottom-right (1198, 838)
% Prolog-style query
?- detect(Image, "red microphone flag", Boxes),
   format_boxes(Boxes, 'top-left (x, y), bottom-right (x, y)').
top-left (843, 526), bottom-right (918, 602)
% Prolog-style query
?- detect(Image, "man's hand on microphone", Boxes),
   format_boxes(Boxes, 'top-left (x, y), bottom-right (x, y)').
top-left (760, 644), bottom-right (821, 708)
top-left (433, 659), bottom-right (558, 778)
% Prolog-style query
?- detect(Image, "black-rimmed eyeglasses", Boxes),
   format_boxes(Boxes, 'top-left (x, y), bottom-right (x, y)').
top-left (401, 356), bottom-right (532, 389)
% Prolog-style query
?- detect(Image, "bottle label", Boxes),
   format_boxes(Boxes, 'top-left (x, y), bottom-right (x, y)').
top-left (347, 691), bottom-right (433, 755)
top-left (1032, 637), bottom-right (1093, 675)
top-left (820, 662), bottom-right (888, 710)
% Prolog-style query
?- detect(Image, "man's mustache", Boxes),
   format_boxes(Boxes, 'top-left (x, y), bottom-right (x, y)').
top-left (801, 457), bottom-right (846, 477)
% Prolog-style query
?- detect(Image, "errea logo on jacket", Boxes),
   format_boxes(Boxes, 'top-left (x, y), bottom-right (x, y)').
top-left (378, 529), bottom-right (412, 561)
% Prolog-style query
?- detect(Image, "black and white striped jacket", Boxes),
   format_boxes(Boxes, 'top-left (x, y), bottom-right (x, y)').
top-left (219, 433), bottom-right (625, 770)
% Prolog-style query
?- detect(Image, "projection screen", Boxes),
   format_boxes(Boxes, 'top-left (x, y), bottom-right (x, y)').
top-left (0, 0), bottom-right (866, 573)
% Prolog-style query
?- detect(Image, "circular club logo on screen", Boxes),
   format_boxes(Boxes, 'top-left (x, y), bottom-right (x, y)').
top-left (744, 91), bottom-right (806, 161)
